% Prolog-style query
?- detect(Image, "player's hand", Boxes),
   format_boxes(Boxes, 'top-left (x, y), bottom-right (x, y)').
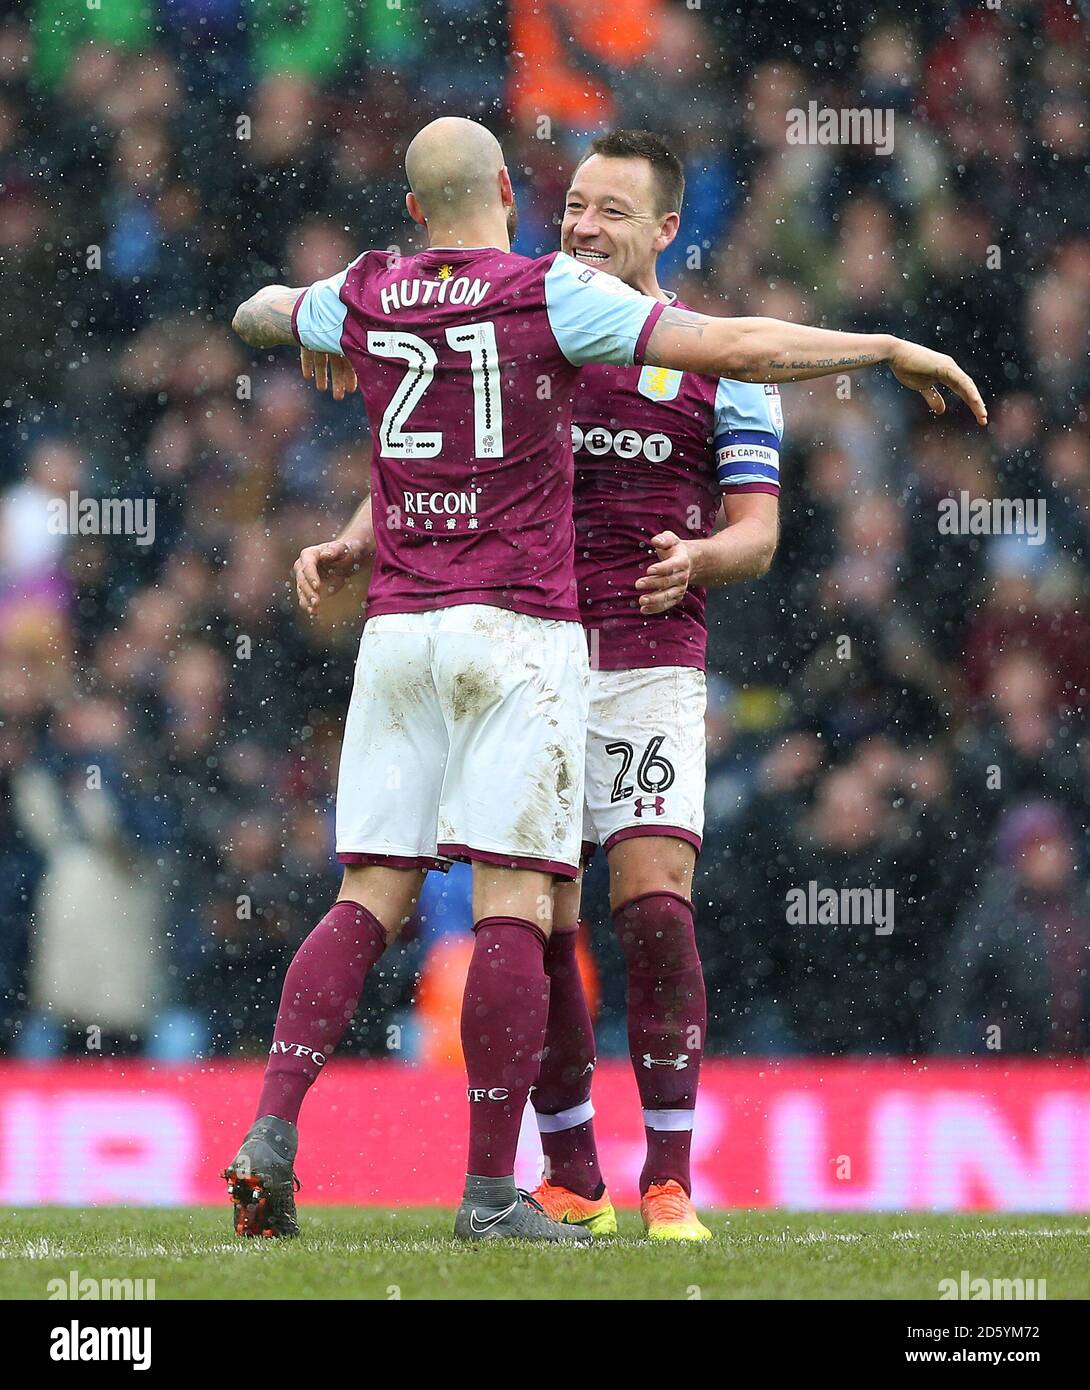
top-left (636, 531), bottom-right (692, 615)
top-left (887, 339), bottom-right (987, 426)
top-left (300, 347), bottom-right (358, 402)
top-left (293, 539), bottom-right (366, 615)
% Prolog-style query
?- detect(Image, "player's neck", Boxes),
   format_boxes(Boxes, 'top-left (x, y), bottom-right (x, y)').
top-left (629, 265), bottom-right (670, 303)
top-left (425, 217), bottom-right (510, 254)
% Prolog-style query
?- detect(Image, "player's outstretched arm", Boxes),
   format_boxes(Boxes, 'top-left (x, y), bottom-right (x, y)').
top-left (644, 308), bottom-right (988, 425)
top-left (232, 285), bottom-right (305, 348)
top-left (234, 288), bottom-right (357, 398)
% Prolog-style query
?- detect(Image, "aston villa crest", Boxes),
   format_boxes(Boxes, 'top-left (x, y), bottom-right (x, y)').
top-left (637, 365), bottom-right (682, 401)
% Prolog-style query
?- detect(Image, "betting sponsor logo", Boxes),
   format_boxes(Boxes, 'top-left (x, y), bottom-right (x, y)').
top-left (572, 424), bottom-right (673, 462)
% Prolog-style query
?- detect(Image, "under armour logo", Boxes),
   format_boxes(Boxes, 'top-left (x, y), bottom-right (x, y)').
top-left (633, 795), bottom-right (666, 818)
top-left (642, 1054), bottom-right (689, 1070)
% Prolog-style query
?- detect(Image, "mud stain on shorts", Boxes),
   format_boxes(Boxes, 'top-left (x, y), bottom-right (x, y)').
top-left (450, 666), bottom-right (501, 721)
top-left (374, 664), bottom-right (432, 735)
top-left (512, 740), bottom-right (576, 858)
top-left (551, 742), bottom-right (573, 797)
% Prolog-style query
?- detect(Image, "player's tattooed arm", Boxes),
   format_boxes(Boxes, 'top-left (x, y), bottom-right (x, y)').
top-left (645, 308), bottom-right (887, 381)
top-left (231, 285), bottom-right (304, 348)
top-left (645, 309), bottom-right (987, 424)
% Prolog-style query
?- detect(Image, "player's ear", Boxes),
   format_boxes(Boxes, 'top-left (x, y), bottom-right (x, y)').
top-left (654, 211), bottom-right (681, 255)
top-left (499, 166), bottom-right (515, 208)
top-left (406, 191), bottom-right (426, 227)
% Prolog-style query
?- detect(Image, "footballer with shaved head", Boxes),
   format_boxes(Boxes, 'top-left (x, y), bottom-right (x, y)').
top-left (229, 115), bottom-right (986, 1245)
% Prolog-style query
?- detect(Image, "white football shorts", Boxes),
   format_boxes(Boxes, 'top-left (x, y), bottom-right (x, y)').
top-left (336, 604), bottom-right (589, 879)
top-left (582, 665), bottom-right (707, 857)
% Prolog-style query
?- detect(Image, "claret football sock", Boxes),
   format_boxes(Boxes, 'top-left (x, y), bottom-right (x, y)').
top-left (461, 915), bottom-right (551, 1178)
top-left (256, 900), bottom-right (387, 1125)
top-left (613, 892), bottom-right (706, 1196)
top-left (532, 928), bottom-right (605, 1200)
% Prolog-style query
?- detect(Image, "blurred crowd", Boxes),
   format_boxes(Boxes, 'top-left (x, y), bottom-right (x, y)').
top-left (1, 0), bottom-right (1089, 1062)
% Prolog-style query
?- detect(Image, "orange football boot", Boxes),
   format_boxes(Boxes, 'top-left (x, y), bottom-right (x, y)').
top-left (529, 1178), bottom-right (618, 1235)
top-left (640, 1180), bottom-right (712, 1241)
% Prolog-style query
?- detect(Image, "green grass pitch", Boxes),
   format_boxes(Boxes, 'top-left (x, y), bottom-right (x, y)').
top-left (2, 1209), bottom-right (1088, 1300)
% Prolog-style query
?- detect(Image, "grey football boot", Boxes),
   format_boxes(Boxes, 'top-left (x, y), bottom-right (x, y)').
top-left (454, 1180), bottom-right (592, 1244)
top-left (223, 1116), bottom-right (301, 1238)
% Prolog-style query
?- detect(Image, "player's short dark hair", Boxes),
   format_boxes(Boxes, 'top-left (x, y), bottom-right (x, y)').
top-left (577, 129), bottom-right (685, 216)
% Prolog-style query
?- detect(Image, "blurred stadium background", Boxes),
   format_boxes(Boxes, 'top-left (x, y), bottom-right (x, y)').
top-left (1, 0), bottom-right (1089, 1210)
